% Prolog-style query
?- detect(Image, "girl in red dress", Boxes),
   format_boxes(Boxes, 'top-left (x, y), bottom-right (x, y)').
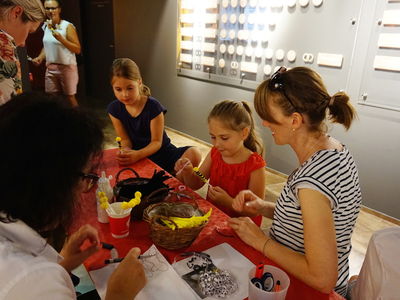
top-left (176, 100), bottom-right (266, 226)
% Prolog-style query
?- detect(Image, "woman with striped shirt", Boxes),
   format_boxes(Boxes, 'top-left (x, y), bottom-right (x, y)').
top-left (229, 67), bottom-right (362, 297)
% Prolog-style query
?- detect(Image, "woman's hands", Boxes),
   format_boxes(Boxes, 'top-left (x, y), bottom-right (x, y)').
top-left (106, 247), bottom-right (146, 300)
top-left (59, 225), bottom-right (100, 273)
top-left (232, 190), bottom-right (270, 216)
top-left (228, 217), bottom-right (268, 253)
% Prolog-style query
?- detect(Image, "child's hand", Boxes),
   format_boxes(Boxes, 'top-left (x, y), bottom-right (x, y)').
top-left (116, 149), bottom-right (140, 165)
top-left (232, 190), bottom-right (265, 216)
top-left (208, 185), bottom-right (230, 205)
top-left (174, 158), bottom-right (192, 175)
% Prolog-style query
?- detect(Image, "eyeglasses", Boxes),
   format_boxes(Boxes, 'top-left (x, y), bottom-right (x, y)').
top-left (268, 66), bottom-right (300, 112)
top-left (45, 7), bottom-right (59, 11)
top-left (79, 172), bottom-right (100, 192)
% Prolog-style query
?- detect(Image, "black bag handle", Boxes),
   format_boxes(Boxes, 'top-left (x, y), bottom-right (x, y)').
top-left (115, 168), bottom-right (140, 183)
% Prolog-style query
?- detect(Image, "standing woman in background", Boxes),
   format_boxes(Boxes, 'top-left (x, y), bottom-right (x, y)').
top-left (32, 0), bottom-right (80, 107)
top-left (0, 0), bottom-right (45, 105)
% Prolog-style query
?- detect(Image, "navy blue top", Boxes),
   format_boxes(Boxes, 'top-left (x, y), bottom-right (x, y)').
top-left (107, 97), bottom-right (171, 150)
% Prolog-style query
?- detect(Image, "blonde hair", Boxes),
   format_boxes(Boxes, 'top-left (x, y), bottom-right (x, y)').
top-left (208, 100), bottom-right (264, 155)
top-left (0, 0), bottom-right (45, 22)
top-left (254, 67), bottom-right (356, 132)
top-left (110, 58), bottom-right (151, 96)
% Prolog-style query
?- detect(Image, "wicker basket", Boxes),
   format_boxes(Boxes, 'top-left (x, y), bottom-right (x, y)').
top-left (144, 202), bottom-right (208, 250)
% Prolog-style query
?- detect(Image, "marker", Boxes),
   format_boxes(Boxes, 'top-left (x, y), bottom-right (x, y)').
top-left (104, 254), bottom-right (155, 264)
top-left (275, 280), bottom-right (281, 292)
top-left (255, 262), bottom-right (264, 279)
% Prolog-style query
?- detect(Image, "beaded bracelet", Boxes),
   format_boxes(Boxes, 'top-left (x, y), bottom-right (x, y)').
top-left (262, 237), bottom-right (272, 256)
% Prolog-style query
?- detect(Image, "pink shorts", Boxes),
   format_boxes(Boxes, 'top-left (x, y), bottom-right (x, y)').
top-left (45, 63), bottom-right (78, 95)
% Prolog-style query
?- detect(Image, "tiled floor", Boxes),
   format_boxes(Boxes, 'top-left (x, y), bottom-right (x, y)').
top-left (100, 113), bottom-right (399, 277)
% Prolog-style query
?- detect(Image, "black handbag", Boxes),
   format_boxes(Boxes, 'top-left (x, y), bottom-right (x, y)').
top-left (113, 168), bottom-right (172, 220)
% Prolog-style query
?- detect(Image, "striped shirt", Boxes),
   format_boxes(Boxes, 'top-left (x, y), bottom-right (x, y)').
top-left (270, 146), bottom-right (362, 296)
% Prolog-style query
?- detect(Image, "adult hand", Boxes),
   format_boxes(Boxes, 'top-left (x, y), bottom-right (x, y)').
top-left (228, 217), bottom-right (267, 253)
top-left (106, 247), bottom-right (146, 300)
top-left (208, 185), bottom-right (230, 206)
top-left (59, 224), bottom-right (100, 272)
top-left (232, 190), bottom-right (267, 216)
top-left (52, 30), bottom-right (63, 42)
top-left (31, 57), bottom-right (43, 66)
top-left (116, 149), bottom-right (140, 165)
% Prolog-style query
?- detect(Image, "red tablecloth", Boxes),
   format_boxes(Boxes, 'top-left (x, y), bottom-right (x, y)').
top-left (71, 149), bottom-right (343, 300)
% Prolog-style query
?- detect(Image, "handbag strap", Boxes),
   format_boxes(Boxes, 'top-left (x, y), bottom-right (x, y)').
top-left (115, 167), bottom-right (140, 183)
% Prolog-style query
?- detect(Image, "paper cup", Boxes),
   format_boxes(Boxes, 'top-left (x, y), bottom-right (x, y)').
top-left (107, 202), bottom-right (132, 238)
top-left (248, 265), bottom-right (290, 300)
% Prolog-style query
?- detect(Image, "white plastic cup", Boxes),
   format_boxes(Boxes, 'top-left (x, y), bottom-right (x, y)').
top-left (248, 265), bottom-right (290, 300)
top-left (106, 202), bottom-right (132, 238)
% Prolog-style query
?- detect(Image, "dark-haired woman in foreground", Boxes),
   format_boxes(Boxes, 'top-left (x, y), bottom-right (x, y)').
top-left (229, 67), bottom-right (362, 296)
top-left (0, 93), bottom-right (145, 299)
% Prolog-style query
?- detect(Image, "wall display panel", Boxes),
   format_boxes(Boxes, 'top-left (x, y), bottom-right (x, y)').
top-left (358, 0), bottom-right (400, 111)
top-left (177, 0), bottom-right (361, 91)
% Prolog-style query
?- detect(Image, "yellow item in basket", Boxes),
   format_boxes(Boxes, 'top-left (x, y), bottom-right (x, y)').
top-left (121, 191), bottom-right (142, 210)
top-left (161, 208), bottom-right (212, 230)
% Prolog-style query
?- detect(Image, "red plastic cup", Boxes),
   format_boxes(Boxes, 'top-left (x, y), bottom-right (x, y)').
top-left (107, 202), bottom-right (132, 238)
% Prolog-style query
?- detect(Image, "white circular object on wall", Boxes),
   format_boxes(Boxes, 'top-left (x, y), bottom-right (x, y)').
top-left (275, 49), bottom-right (285, 61)
top-left (312, 0), bottom-right (323, 7)
top-left (250, 0), bottom-right (258, 7)
top-left (231, 61), bottom-right (239, 69)
top-left (228, 44), bottom-right (235, 55)
top-left (241, 30), bottom-right (249, 40)
top-left (221, 14), bottom-right (228, 23)
top-left (261, 33), bottom-right (269, 43)
top-left (231, 0), bottom-right (238, 8)
top-left (299, 0), bottom-right (309, 7)
top-left (287, 50), bottom-right (296, 62)
top-left (265, 48), bottom-right (274, 59)
top-left (287, 0), bottom-right (297, 8)
top-left (230, 14), bottom-right (237, 24)
top-left (252, 31), bottom-right (261, 41)
top-left (222, 0), bottom-right (229, 8)
top-left (236, 45), bottom-right (244, 56)
top-left (219, 44), bottom-right (227, 54)
top-left (248, 14), bottom-right (256, 24)
top-left (255, 48), bottom-right (263, 58)
top-left (239, 13), bottom-right (246, 24)
top-left (238, 30), bottom-right (245, 40)
top-left (220, 29), bottom-right (227, 39)
top-left (240, 0), bottom-right (248, 7)
top-left (219, 58), bottom-right (226, 68)
top-left (229, 30), bottom-right (236, 39)
top-left (245, 47), bottom-right (254, 57)
top-left (264, 64), bottom-right (272, 75)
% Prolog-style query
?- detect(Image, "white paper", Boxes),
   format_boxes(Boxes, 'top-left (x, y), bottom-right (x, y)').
top-left (89, 245), bottom-right (197, 300)
top-left (172, 243), bottom-right (255, 300)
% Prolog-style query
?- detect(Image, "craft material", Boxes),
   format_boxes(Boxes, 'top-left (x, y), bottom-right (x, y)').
top-left (161, 208), bottom-right (212, 230)
top-left (176, 160), bottom-right (190, 176)
top-left (96, 171), bottom-right (114, 223)
top-left (115, 136), bottom-right (122, 153)
top-left (121, 191), bottom-right (141, 211)
top-left (104, 253), bottom-right (156, 264)
top-left (192, 167), bottom-right (209, 185)
top-left (173, 243), bottom-right (253, 299)
top-left (248, 265), bottom-right (290, 300)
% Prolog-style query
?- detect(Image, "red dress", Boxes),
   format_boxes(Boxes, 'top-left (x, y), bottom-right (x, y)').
top-left (208, 147), bottom-right (266, 226)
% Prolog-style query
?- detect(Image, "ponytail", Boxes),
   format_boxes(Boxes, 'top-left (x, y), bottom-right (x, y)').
top-left (241, 101), bottom-right (264, 155)
top-left (328, 91), bottom-right (357, 130)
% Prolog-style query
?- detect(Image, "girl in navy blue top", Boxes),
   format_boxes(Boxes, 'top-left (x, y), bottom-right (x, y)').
top-left (107, 58), bottom-right (201, 176)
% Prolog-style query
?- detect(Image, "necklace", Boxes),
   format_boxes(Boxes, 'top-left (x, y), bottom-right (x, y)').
top-left (298, 134), bottom-right (328, 164)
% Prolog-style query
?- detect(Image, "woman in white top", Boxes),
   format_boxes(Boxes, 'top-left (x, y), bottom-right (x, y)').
top-left (0, 93), bottom-right (146, 299)
top-left (33, 0), bottom-right (80, 107)
top-left (229, 67), bottom-right (362, 296)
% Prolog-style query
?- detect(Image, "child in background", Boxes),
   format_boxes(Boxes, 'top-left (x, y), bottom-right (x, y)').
top-left (107, 58), bottom-right (201, 176)
top-left (176, 100), bottom-right (266, 226)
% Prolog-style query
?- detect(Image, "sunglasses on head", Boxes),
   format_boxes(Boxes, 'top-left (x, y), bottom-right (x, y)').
top-left (268, 66), bottom-right (300, 112)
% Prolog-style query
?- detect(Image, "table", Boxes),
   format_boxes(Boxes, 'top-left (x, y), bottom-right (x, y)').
top-left (71, 148), bottom-right (343, 300)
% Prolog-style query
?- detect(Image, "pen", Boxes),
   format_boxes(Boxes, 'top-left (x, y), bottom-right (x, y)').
top-left (274, 280), bottom-right (281, 292)
top-left (104, 254), bottom-right (155, 264)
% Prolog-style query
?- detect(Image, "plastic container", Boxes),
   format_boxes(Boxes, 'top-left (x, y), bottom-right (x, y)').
top-left (248, 265), bottom-right (290, 300)
top-left (107, 202), bottom-right (132, 238)
top-left (96, 171), bottom-right (113, 223)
